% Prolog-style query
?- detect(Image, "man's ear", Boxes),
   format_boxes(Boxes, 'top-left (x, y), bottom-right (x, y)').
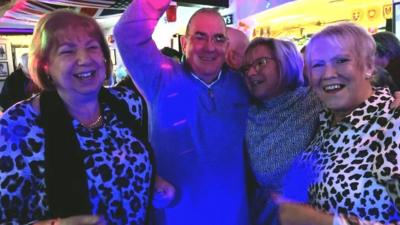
top-left (180, 35), bottom-right (187, 55)
top-left (226, 50), bottom-right (234, 67)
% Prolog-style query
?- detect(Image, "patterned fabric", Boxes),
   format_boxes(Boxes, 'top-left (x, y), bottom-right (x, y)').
top-left (246, 86), bottom-right (322, 225)
top-left (0, 86), bottom-right (153, 225)
top-left (246, 86), bottom-right (321, 190)
top-left (303, 88), bottom-right (400, 224)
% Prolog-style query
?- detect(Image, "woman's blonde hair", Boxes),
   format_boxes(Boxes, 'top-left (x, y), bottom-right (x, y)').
top-left (305, 22), bottom-right (376, 75)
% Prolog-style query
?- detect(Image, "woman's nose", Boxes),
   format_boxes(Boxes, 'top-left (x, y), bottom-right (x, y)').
top-left (246, 66), bottom-right (258, 77)
top-left (76, 49), bottom-right (91, 64)
top-left (323, 63), bottom-right (338, 78)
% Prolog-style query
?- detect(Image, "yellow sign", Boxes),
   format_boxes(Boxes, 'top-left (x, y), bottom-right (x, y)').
top-left (383, 4), bottom-right (392, 19)
top-left (352, 9), bottom-right (362, 22)
top-left (245, 0), bottom-right (393, 40)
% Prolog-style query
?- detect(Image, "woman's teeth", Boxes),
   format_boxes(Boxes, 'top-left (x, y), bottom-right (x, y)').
top-left (75, 71), bottom-right (94, 79)
top-left (323, 84), bottom-right (344, 92)
top-left (252, 80), bottom-right (262, 85)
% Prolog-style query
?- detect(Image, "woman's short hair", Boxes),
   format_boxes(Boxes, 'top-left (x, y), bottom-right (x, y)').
top-left (305, 22), bottom-right (376, 74)
top-left (244, 37), bottom-right (304, 91)
top-left (29, 10), bottom-right (112, 90)
top-left (373, 31), bottom-right (400, 59)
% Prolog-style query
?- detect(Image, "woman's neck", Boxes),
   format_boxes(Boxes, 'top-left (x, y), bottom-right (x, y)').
top-left (59, 92), bottom-right (101, 125)
top-left (332, 87), bottom-right (374, 125)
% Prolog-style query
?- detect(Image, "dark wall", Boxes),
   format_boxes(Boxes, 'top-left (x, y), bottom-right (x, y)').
top-left (176, 0), bottom-right (229, 7)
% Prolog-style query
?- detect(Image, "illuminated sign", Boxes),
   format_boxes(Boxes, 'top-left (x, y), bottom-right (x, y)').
top-left (223, 14), bottom-right (234, 25)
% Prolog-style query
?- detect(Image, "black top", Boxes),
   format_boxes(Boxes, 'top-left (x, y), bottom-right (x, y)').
top-left (0, 68), bottom-right (35, 110)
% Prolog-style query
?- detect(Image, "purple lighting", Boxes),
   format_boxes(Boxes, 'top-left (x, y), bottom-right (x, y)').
top-left (0, 28), bottom-right (33, 35)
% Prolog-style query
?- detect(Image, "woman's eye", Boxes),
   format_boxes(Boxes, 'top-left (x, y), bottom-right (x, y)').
top-left (58, 49), bottom-right (74, 55)
top-left (256, 59), bottom-right (267, 67)
top-left (336, 58), bottom-right (350, 64)
top-left (88, 44), bottom-right (100, 50)
top-left (312, 63), bottom-right (323, 68)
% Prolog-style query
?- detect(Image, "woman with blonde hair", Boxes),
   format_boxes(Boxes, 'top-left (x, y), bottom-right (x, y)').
top-left (279, 22), bottom-right (400, 225)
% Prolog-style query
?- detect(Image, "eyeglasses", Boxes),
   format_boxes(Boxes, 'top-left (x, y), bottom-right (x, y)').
top-left (188, 32), bottom-right (228, 46)
top-left (240, 56), bottom-right (275, 75)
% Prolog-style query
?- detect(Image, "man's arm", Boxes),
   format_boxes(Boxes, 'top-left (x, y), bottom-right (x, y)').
top-left (114, 0), bottom-right (174, 101)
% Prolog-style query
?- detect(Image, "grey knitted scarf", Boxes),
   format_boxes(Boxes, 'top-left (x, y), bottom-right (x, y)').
top-left (246, 86), bottom-right (322, 191)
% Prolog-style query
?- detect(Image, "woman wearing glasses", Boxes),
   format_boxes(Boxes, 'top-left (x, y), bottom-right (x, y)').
top-left (242, 37), bottom-right (322, 225)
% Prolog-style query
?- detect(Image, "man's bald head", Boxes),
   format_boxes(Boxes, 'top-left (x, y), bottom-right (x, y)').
top-left (225, 27), bottom-right (249, 70)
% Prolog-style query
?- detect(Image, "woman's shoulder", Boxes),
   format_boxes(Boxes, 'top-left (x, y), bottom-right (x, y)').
top-left (369, 88), bottom-right (397, 116)
top-left (1, 96), bottom-right (39, 123)
top-left (108, 85), bottom-right (144, 103)
top-left (106, 86), bottom-right (145, 118)
top-left (0, 96), bottom-right (42, 148)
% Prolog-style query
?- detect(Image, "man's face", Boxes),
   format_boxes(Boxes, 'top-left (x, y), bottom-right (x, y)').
top-left (181, 12), bottom-right (228, 83)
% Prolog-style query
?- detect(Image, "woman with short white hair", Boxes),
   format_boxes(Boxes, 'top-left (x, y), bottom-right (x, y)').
top-left (279, 22), bottom-right (400, 225)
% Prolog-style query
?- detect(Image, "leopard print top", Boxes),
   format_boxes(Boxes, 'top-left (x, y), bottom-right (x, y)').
top-left (303, 88), bottom-right (400, 224)
top-left (0, 86), bottom-right (153, 225)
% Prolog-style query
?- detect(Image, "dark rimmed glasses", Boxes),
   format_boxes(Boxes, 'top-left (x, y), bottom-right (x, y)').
top-left (240, 56), bottom-right (275, 75)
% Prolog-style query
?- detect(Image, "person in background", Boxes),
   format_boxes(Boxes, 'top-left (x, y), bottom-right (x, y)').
top-left (161, 47), bottom-right (182, 62)
top-left (0, 53), bottom-right (40, 111)
top-left (373, 31), bottom-right (400, 90)
top-left (0, 10), bottom-right (155, 224)
top-left (225, 27), bottom-right (249, 70)
top-left (114, 0), bottom-right (250, 224)
top-left (241, 37), bottom-right (322, 225)
top-left (278, 22), bottom-right (400, 225)
top-left (0, 63), bottom-right (6, 75)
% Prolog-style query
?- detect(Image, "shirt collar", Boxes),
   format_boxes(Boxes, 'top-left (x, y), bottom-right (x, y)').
top-left (191, 70), bottom-right (222, 89)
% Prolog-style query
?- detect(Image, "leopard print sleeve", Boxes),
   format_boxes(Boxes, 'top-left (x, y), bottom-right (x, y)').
top-left (109, 86), bottom-right (144, 121)
top-left (370, 109), bottom-right (400, 223)
top-left (0, 101), bottom-right (48, 224)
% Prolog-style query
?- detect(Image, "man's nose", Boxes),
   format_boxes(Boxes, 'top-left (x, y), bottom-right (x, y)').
top-left (204, 38), bottom-right (217, 51)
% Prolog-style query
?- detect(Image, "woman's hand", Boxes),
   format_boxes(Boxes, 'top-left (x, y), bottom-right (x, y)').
top-left (279, 203), bottom-right (333, 225)
top-left (273, 194), bottom-right (333, 225)
top-left (153, 175), bottom-right (176, 208)
top-left (59, 215), bottom-right (106, 225)
top-left (34, 215), bottom-right (106, 225)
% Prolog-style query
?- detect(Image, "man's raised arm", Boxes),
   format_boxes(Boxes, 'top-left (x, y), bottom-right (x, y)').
top-left (113, 0), bottom-right (173, 100)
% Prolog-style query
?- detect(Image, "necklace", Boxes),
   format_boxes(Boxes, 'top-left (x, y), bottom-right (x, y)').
top-left (82, 114), bottom-right (103, 129)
